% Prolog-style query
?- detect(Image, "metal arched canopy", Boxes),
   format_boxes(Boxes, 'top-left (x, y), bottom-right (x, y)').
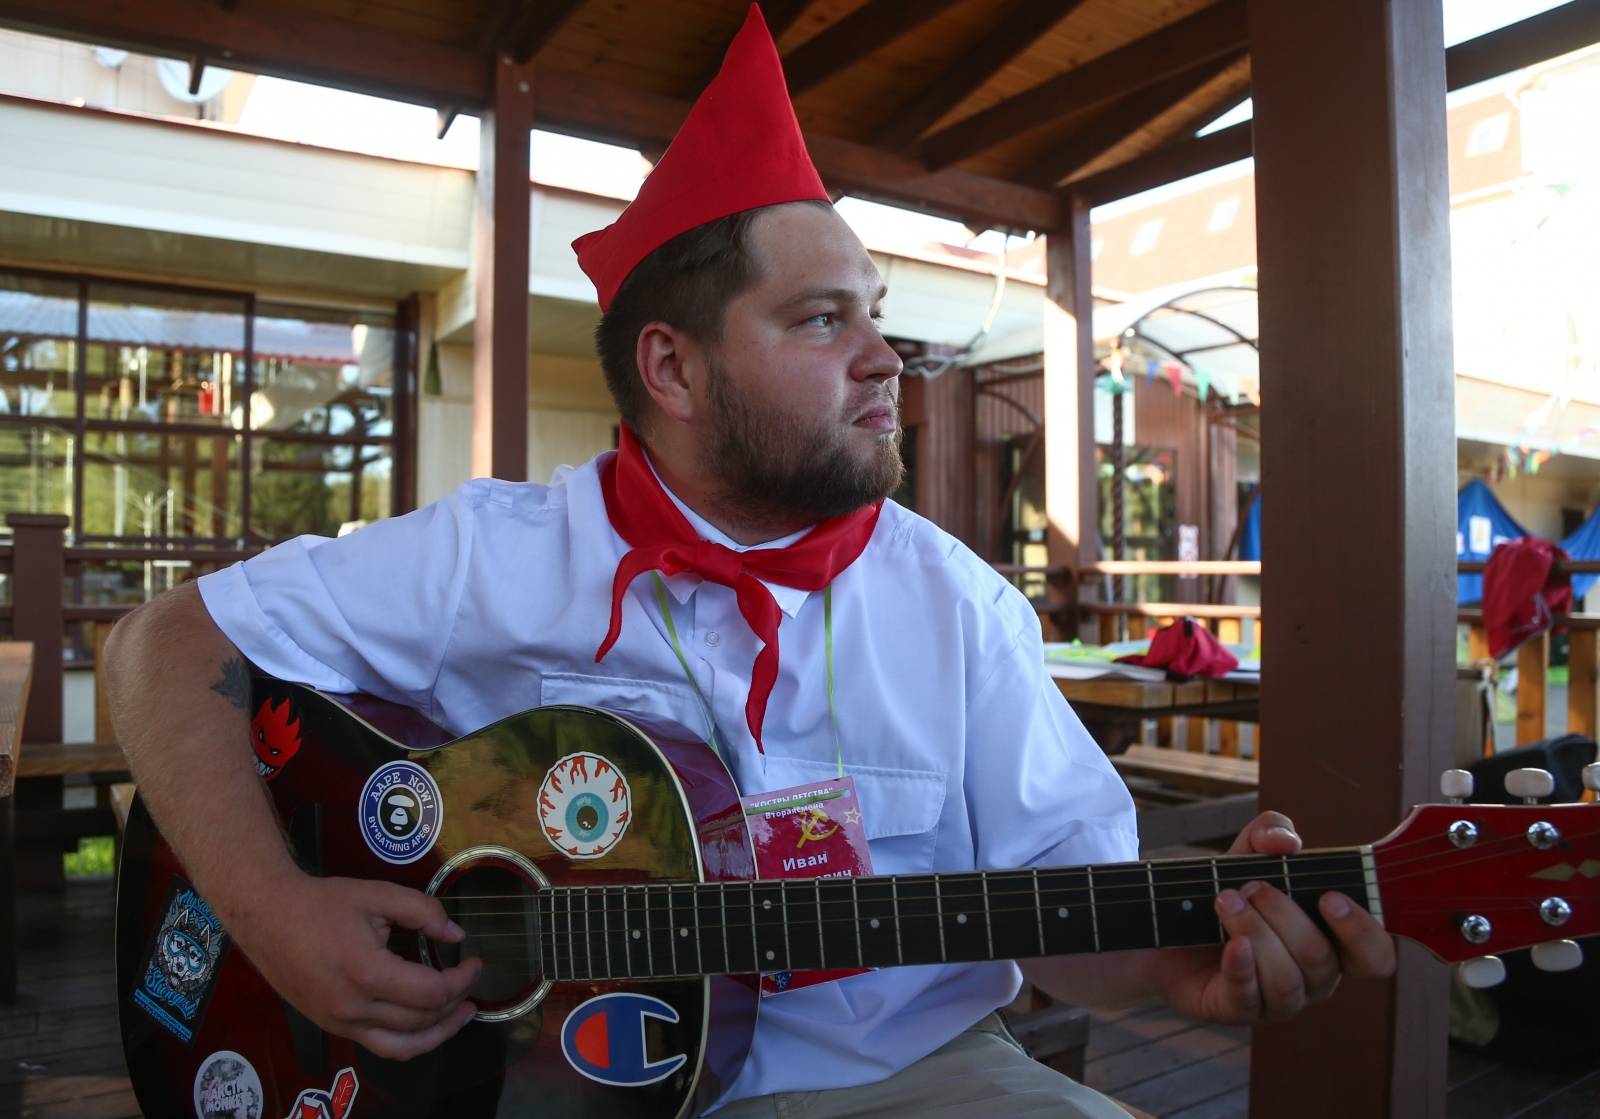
top-left (1094, 284), bottom-right (1259, 404)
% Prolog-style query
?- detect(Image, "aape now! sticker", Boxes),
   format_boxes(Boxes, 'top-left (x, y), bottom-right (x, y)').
top-left (358, 760), bottom-right (442, 865)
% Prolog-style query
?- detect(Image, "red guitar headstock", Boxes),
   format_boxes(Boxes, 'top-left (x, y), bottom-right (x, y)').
top-left (1372, 777), bottom-right (1598, 967)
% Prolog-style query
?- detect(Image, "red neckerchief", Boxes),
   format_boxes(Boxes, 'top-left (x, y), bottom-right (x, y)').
top-left (595, 424), bottom-right (881, 752)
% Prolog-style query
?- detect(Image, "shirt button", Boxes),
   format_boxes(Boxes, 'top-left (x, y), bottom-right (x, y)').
top-left (704, 630), bottom-right (721, 647)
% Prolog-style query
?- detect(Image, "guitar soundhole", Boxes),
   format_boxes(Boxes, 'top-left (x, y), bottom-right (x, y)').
top-left (429, 859), bottom-right (547, 1018)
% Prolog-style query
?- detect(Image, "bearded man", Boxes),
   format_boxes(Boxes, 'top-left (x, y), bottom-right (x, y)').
top-left (105, 7), bottom-right (1394, 1117)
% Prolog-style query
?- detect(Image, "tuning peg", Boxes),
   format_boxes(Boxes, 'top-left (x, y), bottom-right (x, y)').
top-left (1506, 768), bottom-right (1555, 804)
top-left (1584, 763), bottom-right (1599, 794)
top-left (1531, 940), bottom-right (1584, 973)
top-left (1457, 955), bottom-right (1507, 988)
top-left (1441, 769), bottom-right (1474, 803)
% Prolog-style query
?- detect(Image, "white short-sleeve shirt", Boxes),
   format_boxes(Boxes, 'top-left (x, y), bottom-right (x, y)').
top-left (197, 452), bottom-right (1137, 1110)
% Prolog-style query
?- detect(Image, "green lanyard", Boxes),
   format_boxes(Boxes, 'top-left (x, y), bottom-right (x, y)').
top-left (652, 572), bottom-right (844, 778)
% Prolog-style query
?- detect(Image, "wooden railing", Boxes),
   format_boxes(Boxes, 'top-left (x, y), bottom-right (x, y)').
top-left (0, 514), bottom-right (261, 745)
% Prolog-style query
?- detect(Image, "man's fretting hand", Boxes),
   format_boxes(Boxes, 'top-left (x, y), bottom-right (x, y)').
top-left (1150, 811), bottom-right (1397, 1025)
top-left (235, 872), bottom-right (482, 1060)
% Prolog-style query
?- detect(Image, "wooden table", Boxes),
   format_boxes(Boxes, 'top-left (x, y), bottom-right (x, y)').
top-left (0, 640), bottom-right (36, 1003)
top-left (1049, 672), bottom-right (1260, 725)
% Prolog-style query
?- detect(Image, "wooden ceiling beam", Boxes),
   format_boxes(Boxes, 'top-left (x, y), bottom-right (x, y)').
top-left (0, 0), bottom-right (486, 108)
top-left (1067, 120), bottom-right (1251, 205)
top-left (1069, 0), bottom-right (1600, 205)
top-left (528, 65), bottom-right (1061, 232)
top-left (1444, 0), bottom-right (1600, 90)
top-left (919, 0), bottom-right (1247, 171)
top-left (1025, 49), bottom-right (1244, 189)
top-left (500, 0), bottom-right (583, 65)
top-left (781, 0), bottom-right (965, 97)
top-left (691, 0), bottom-right (820, 95)
top-left (871, 0), bottom-right (1088, 151)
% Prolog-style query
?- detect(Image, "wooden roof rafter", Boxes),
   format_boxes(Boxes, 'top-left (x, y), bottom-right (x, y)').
top-left (689, 0), bottom-right (821, 95)
top-left (781, 0), bottom-right (966, 98)
top-left (1025, 47), bottom-right (1246, 189)
top-left (1064, 0), bottom-right (1600, 205)
top-left (869, 0), bottom-right (1088, 152)
top-left (918, 0), bottom-right (1248, 171)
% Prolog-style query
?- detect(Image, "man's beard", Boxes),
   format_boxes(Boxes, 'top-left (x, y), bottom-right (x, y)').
top-left (702, 358), bottom-right (905, 529)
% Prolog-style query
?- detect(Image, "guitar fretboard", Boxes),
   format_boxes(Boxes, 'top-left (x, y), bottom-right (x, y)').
top-left (521, 851), bottom-right (1372, 982)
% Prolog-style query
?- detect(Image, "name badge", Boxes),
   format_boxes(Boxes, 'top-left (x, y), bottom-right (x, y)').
top-left (740, 776), bottom-right (873, 996)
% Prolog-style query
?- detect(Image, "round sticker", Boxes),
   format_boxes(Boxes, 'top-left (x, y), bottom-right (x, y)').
top-left (358, 760), bottom-right (442, 865)
top-left (193, 1049), bottom-right (262, 1119)
top-left (538, 752), bottom-right (631, 860)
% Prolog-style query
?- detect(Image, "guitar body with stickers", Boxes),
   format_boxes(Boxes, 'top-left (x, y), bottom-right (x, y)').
top-left (117, 677), bottom-right (1600, 1118)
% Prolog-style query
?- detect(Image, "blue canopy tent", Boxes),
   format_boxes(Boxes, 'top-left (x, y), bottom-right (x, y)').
top-left (1239, 488), bottom-right (1262, 563)
top-left (1458, 480), bottom-right (1528, 605)
top-left (1561, 508), bottom-right (1600, 602)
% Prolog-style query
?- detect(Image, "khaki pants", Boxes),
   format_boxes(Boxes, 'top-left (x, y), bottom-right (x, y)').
top-left (713, 1014), bottom-right (1133, 1119)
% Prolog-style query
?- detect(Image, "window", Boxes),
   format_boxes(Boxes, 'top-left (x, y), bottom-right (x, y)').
top-left (1129, 219), bottom-right (1165, 257)
top-left (0, 268), bottom-right (412, 552)
top-left (1207, 196), bottom-right (1241, 233)
top-left (1464, 112), bottom-right (1510, 157)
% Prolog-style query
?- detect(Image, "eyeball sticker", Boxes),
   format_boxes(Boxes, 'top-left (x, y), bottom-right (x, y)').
top-left (358, 760), bottom-right (443, 865)
top-left (538, 752), bottom-right (631, 860)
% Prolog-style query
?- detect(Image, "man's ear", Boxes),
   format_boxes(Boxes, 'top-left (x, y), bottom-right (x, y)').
top-left (635, 322), bottom-right (705, 424)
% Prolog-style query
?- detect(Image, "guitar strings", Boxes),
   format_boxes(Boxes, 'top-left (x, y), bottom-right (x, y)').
top-left (430, 815), bottom-right (1597, 912)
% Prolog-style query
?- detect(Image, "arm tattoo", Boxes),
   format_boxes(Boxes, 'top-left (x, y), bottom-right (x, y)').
top-left (210, 657), bottom-right (253, 711)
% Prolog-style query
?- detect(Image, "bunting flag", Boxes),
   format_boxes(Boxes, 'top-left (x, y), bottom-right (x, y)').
top-left (1166, 361), bottom-right (1183, 396)
top-left (1144, 355), bottom-right (1158, 384)
top-left (1196, 368), bottom-right (1212, 403)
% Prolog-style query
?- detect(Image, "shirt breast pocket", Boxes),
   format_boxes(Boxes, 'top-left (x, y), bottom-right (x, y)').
top-left (759, 754), bottom-right (947, 875)
top-left (537, 671), bottom-right (709, 742)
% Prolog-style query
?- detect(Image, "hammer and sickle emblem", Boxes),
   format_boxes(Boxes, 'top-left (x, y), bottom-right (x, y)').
top-left (796, 806), bottom-right (840, 848)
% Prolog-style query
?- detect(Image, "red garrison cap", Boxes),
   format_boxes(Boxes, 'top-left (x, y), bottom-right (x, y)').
top-left (571, 3), bottom-right (830, 311)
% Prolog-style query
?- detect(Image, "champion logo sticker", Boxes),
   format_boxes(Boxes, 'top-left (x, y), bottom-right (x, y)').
top-left (358, 761), bottom-right (442, 865)
top-left (193, 1050), bottom-right (263, 1119)
top-left (537, 752), bottom-right (631, 860)
top-left (283, 1066), bottom-right (358, 1119)
top-left (560, 992), bottom-right (687, 1087)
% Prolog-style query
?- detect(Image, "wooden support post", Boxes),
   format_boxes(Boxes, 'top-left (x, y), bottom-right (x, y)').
top-left (1249, 1), bottom-right (1456, 1115)
top-left (1516, 633), bottom-right (1549, 747)
top-left (472, 53), bottom-right (533, 481)
top-left (1466, 623), bottom-right (1490, 663)
top-left (1043, 195), bottom-right (1097, 583)
top-left (1568, 628), bottom-right (1597, 740)
top-left (7, 515), bottom-right (65, 745)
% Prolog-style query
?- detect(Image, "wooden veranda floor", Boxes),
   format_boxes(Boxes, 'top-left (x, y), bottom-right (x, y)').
top-left (3, 880), bottom-right (1596, 1119)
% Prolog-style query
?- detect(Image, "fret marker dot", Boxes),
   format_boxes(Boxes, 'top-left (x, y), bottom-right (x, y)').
top-left (1057, 907), bottom-right (1068, 919)
top-left (956, 913), bottom-right (968, 925)
top-left (762, 899), bottom-right (773, 910)
top-left (765, 949), bottom-right (775, 961)
top-left (679, 927), bottom-right (688, 937)
top-left (1182, 900), bottom-right (1193, 912)
top-left (631, 930), bottom-right (641, 940)
top-left (870, 918), bottom-right (881, 929)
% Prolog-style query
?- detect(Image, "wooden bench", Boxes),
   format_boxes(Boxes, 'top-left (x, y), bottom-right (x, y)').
top-left (1112, 743), bottom-right (1260, 797)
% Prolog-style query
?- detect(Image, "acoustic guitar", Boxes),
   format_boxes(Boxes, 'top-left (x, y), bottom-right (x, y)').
top-left (116, 677), bottom-right (1599, 1119)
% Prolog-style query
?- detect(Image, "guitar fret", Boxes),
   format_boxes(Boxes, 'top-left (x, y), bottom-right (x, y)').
top-left (890, 877), bottom-right (904, 966)
top-left (621, 887), bottom-right (634, 977)
top-left (1281, 855), bottom-right (1292, 898)
top-left (815, 884), bottom-right (827, 968)
top-left (1032, 868), bottom-right (1045, 956)
top-left (1146, 863), bottom-right (1160, 949)
top-left (980, 871), bottom-right (994, 959)
top-left (666, 884), bottom-right (679, 977)
top-left (933, 876), bottom-right (948, 962)
top-left (567, 887), bottom-right (578, 979)
top-left (543, 891), bottom-right (558, 982)
top-left (852, 877), bottom-right (864, 964)
top-left (600, 887), bottom-right (611, 980)
top-left (721, 883), bottom-right (731, 973)
top-left (1087, 867), bottom-right (1100, 952)
top-left (780, 881), bottom-right (792, 972)
top-left (749, 882), bottom-right (760, 968)
top-left (1212, 858), bottom-right (1224, 943)
top-left (693, 887), bottom-right (705, 977)
top-left (642, 886), bottom-right (655, 977)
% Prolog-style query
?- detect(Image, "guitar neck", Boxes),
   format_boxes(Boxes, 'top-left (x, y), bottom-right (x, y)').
top-left (536, 848), bottom-right (1375, 982)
